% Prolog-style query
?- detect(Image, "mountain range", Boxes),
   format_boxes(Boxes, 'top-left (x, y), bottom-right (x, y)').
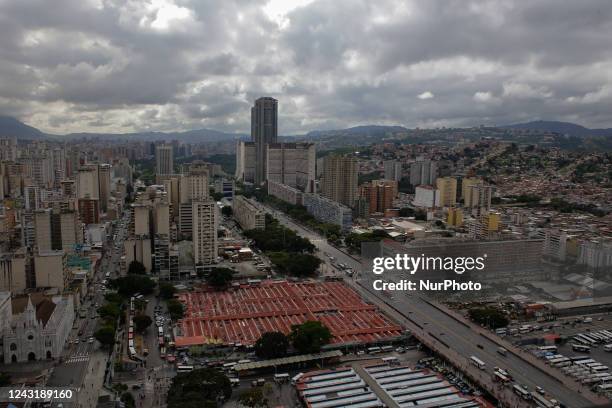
top-left (1, 115), bottom-right (611, 142)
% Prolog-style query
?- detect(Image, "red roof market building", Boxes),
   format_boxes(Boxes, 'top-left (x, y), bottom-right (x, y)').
top-left (174, 280), bottom-right (403, 347)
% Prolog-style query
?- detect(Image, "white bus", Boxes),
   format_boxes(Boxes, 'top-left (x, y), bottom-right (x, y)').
top-left (538, 345), bottom-right (558, 353)
top-left (177, 365), bottom-right (194, 373)
top-left (596, 383), bottom-right (612, 392)
top-left (382, 356), bottom-right (399, 365)
top-left (291, 373), bottom-right (304, 385)
top-left (513, 384), bottom-right (531, 400)
top-left (470, 356), bottom-right (486, 370)
top-left (368, 346), bottom-right (382, 354)
top-left (274, 373), bottom-right (290, 383)
top-left (531, 392), bottom-right (557, 408)
top-left (572, 344), bottom-right (591, 353)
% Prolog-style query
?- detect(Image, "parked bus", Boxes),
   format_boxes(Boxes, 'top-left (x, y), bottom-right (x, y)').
top-left (513, 384), bottom-right (531, 400)
top-left (572, 344), bottom-right (592, 353)
top-left (497, 347), bottom-right (508, 356)
top-left (368, 346), bottom-right (382, 354)
top-left (291, 373), bottom-right (304, 385)
top-left (274, 373), bottom-right (290, 383)
top-left (177, 365), bottom-right (194, 373)
top-left (470, 356), bottom-right (486, 370)
top-left (538, 346), bottom-right (558, 353)
top-left (596, 383), bottom-right (612, 392)
top-left (494, 371), bottom-right (510, 383)
top-left (531, 392), bottom-right (557, 408)
top-left (382, 356), bottom-right (399, 365)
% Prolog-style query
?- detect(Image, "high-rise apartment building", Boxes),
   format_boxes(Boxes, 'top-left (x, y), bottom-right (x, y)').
top-left (465, 184), bottom-right (493, 216)
top-left (235, 142), bottom-right (256, 183)
top-left (409, 159), bottom-right (437, 187)
top-left (156, 144), bottom-right (174, 176)
top-left (98, 164), bottom-right (111, 212)
top-left (384, 160), bottom-right (402, 182)
top-left (251, 97), bottom-right (278, 185)
top-left (192, 201), bottom-right (218, 265)
top-left (436, 177), bottom-right (457, 207)
top-left (233, 196), bottom-right (265, 230)
top-left (359, 180), bottom-right (398, 214)
top-left (320, 155), bottom-right (358, 208)
top-left (266, 143), bottom-right (316, 192)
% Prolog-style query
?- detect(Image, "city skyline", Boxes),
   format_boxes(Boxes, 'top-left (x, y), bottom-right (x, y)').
top-left (1, 1), bottom-right (612, 135)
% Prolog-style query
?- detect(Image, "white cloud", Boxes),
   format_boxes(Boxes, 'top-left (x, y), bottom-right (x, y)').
top-left (417, 91), bottom-right (434, 100)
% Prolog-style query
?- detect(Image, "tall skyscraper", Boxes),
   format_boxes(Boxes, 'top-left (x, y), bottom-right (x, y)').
top-left (156, 144), bottom-right (174, 176)
top-left (98, 164), bottom-right (111, 212)
top-left (409, 159), bottom-right (437, 187)
top-left (321, 155), bottom-right (358, 208)
top-left (251, 97), bottom-right (278, 185)
top-left (266, 143), bottom-right (316, 192)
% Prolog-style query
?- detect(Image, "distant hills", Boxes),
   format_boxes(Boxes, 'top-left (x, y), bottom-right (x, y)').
top-left (1, 115), bottom-right (611, 143)
top-left (503, 120), bottom-right (612, 137)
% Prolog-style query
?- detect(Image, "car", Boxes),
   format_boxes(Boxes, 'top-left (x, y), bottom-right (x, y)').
top-left (75, 339), bottom-right (80, 344)
top-left (536, 386), bottom-right (545, 395)
top-left (88, 337), bottom-right (95, 344)
top-left (476, 344), bottom-right (484, 349)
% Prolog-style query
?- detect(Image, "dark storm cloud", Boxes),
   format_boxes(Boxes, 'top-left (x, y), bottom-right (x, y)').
top-left (0, 0), bottom-right (611, 133)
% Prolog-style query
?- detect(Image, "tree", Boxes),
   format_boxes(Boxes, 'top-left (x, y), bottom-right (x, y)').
top-left (468, 307), bottom-right (509, 329)
top-left (104, 292), bottom-right (124, 305)
top-left (290, 321), bottom-right (332, 354)
top-left (254, 332), bottom-right (289, 359)
top-left (206, 267), bottom-right (234, 289)
top-left (121, 392), bottom-right (135, 408)
top-left (94, 325), bottom-right (116, 347)
top-left (167, 299), bottom-right (185, 320)
top-left (128, 260), bottom-right (146, 275)
top-left (109, 275), bottom-right (156, 297)
top-left (238, 387), bottom-right (269, 408)
top-left (133, 315), bottom-right (153, 333)
top-left (166, 368), bottom-right (232, 408)
top-left (221, 206), bottom-right (233, 217)
top-left (159, 282), bottom-right (177, 299)
top-left (267, 252), bottom-right (321, 277)
top-left (98, 303), bottom-right (121, 321)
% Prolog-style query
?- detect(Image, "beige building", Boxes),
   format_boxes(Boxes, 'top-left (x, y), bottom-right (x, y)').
top-left (98, 163), bottom-right (111, 212)
top-left (192, 200), bottom-right (218, 265)
top-left (156, 144), bottom-right (174, 176)
top-left (461, 177), bottom-right (482, 200)
top-left (34, 250), bottom-right (68, 291)
top-left (235, 141), bottom-right (256, 184)
top-left (436, 177), bottom-right (457, 207)
top-left (320, 155), bottom-right (358, 208)
top-left (34, 209), bottom-right (81, 252)
top-left (266, 143), bottom-right (316, 192)
top-left (77, 164), bottom-right (99, 199)
top-left (124, 238), bottom-right (153, 273)
top-left (0, 249), bottom-right (27, 292)
top-left (465, 184), bottom-right (493, 216)
top-left (233, 196), bottom-right (265, 230)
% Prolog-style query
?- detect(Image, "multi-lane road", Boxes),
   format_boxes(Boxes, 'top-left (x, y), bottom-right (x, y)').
top-left (260, 204), bottom-right (606, 408)
top-left (46, 213), bottom-right (129, 407)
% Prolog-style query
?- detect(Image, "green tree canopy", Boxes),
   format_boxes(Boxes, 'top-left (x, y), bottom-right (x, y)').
top-left (98, 303), bottom-right (121, 321)
top-left (206, 267), bottom-right (234, 289)
top-left (238, 387), bottom-right (269, 408)
top-left (166, 368), bottom-right (232, 408)
top-left (167, 299), bottom-right (185, 320)
top-left (254, 331), bottom-right (289, 359)
top-left (159, 282), bottom-right (177, 299)
top-left (221, 206), bottom-right (233, 216)
top-left (94, 325), bottom-right (116, 347)
top-left (267, 252), bottom-right (321, 277)
top-left (133, 315), bottom-right (153, 333)
top-left (289, 321), bottom-right (332, 354)
top-left (128, 260), bottom-right (146, 275)
top-left (109, 275), bottom-right (156, 297)
top-left (468, 307), bottom-right (509, 329)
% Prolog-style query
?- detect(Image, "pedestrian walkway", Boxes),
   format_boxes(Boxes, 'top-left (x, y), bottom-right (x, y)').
top-left (66, 355), bottom-right (90, 364)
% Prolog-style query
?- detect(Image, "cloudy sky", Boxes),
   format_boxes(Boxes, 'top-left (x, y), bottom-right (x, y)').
top-left (1, 0), bottom-right (612, 134)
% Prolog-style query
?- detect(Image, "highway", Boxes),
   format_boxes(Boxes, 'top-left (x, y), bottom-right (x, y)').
top-left (259, 204), bottom-right (606, 408)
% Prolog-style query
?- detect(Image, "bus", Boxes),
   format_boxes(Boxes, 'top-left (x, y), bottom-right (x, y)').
top-left (596, 383), bottom-right (612, 392)
top-left (274, 373), bottom-right (290, 383)
top-left (291, 373), bottom-right (304, 385)
top-left (497, 347), bottom-right (508, 356)
top-left (382, 356), bottom-right (399, 365)
top-left (229, 378), bottom-right (240, 387)
top-left (572, 344), bottom-right (591, 353)
top-left (538, 346), bottom-right (558, 353)
top-left (368, 346), bottom-right (382, 354)
top-left (177, 365), bottom-right (194, 373)
top-left (470, 356), bottom-right (486, 370)
top-left (531, 392), bottom-right (557, 408)
top-left (105, 271), bottom-right (110, 278)
top-left (223, 362), bottom-right (237, 370)
top-left (493, 371), bottom-right (510, 383)
top-left (381, 345), bottom-right (394, 353)
top-left (513, 384), bottom-right (531, 400)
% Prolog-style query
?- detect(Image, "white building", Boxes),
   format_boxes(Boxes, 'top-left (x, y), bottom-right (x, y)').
top-left (192, 200), bottom-right (218, 266)
top-left (267, 181), bottom-right (303, 205)
top-left (384, 160), bottom-right (402, 181)
top-left (156, 144), bottom-right (174, 176)
top-left (302, 193), bottom-right (352, 232)
top-left (1, 292), bottom-right (74, 363)
top-left (266, 143), bottom-right (316, 192)
top-left (233, 196), bottom-right (265, 230)
top-left (413, 186), bottom-right (440, 208)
